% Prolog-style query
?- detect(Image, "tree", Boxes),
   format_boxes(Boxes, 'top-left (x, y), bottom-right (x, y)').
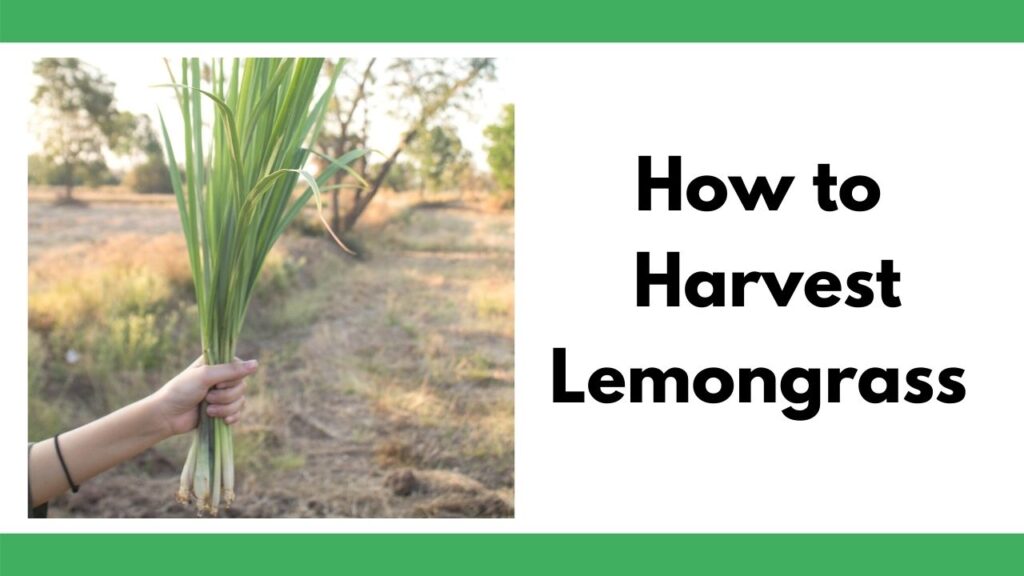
top-left (32, 58), bottom-right (126, 201)
top-left (485, 104), bottom-right (514, 191)
top-left (28, 154), bottom-right (58, 186)
top-left (124, 155), bottom-right (173, 194)
top-left (317, 58), bottom-right (495, 234)
top-left (382, 160), bottom-right (416, 193)
top-left (317, 58), bottom-right (377, 232)
top-left (341, 58), bottom-right (494, 232)
top-left (409, 124), bottom-right (471, 193)
top-left (123, 115), bottom-right (173, 194)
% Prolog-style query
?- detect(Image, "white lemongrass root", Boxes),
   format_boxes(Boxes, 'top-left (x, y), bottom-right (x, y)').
top-left (222, 423), bottom-right (235, 507)
top-left (177, 429), bottom-right (199, 504)
top-left (177, 405), bottom-right (236, 515)
top-left (209, 419), bottom-right (223, 516)
top-left (192, 407), bottom-right (212, 515)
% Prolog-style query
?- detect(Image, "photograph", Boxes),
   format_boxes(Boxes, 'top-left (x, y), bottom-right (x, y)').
top-left (26, 56), bottom-right (514, 518)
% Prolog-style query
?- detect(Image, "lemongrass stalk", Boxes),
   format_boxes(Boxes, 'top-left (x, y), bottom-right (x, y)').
top-left (177, 428), bottom-right (199, 504)
top-left (162, 57), bottom-right (366, 516)
top-left (210, 419), bottom-right (223, 516)
top-left (192, 405), bottom-right (212, 514)
top-left (222, 423), bottom-right (235, 507)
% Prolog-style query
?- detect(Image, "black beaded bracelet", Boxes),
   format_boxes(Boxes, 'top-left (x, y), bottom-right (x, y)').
top-left (53, 434), bottom-right (79, 493)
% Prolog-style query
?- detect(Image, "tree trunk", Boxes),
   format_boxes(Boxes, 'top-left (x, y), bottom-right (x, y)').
top-left (324, 59), bottom-right (375, 237)
top-left (342, 141), bottom-right (408, 233)
top-left (331, 188), bottom-right (341, 233)
top-left (329, 165), bottom-right (343, 232)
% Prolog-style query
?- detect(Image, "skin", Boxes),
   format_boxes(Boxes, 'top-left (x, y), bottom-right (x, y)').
top-left (29, 357), bottom-right (257, 508)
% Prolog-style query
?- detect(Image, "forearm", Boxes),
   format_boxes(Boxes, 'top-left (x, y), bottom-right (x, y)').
top-left (29, 394), bottom-right (173, 507)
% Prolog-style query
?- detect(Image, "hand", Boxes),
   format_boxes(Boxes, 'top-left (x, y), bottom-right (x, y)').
top-left (151, 356), bottom-right (259, 436)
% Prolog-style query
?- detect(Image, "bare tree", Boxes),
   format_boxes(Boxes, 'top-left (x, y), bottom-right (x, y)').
top-left (318, 58), bottom-right (376, 232)
top-left (317, 58), bottom-right (495, 234)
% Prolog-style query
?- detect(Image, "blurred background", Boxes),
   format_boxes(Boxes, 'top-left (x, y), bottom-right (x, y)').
top-left (27, 57), bottom-right (514, 517)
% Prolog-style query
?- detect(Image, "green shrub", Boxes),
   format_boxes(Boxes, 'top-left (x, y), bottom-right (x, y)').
top-left (124, 155), bottom-right (174, 194)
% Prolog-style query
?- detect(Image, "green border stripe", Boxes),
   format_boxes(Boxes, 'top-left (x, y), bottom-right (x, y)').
top-left (2, 0), bottom-right (1024, 41)
top-left (2, 534), bottom-right (1024, 574)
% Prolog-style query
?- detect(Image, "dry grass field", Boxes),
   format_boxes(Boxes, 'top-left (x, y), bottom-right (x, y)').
top-left (28, 188), bottom-right (514, 517)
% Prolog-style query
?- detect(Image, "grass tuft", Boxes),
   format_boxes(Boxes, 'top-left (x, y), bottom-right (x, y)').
top-left (161, 58), bottom-right (364, 515)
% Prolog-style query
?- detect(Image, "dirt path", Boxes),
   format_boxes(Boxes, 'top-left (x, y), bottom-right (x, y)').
top-left (39, 197), bottom-right (514, 518)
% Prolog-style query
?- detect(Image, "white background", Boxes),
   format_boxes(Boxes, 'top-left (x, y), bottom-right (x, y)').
top-left (2, 44), bottom-right (1022, 532)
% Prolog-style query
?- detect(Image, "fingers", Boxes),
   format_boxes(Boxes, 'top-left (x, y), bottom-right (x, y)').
top-left (192, 358), bottom-right (255, 425)
top-left (194, 355), bottom-right (240, 368)
top-left (207, 396), bottom-right (245, 421)
top-left (214, 378), bottom-right (240, 390)
top-left (206, 379), bottom-right (246, 404)
top-left (197, 359), bottom-right (258, 388)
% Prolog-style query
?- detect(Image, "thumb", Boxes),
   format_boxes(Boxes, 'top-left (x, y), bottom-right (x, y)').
top-left (198, 359), bottom-right (258, 388)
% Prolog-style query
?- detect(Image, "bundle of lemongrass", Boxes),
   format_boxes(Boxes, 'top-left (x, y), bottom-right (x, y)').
top-left (160, 58), bottom-right (363, 515)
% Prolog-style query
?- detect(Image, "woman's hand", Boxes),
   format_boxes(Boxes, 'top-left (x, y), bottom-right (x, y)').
top-left (151, 357), bottom-right (258, 436)
top-left (29, 357), bottom-right (259, 507)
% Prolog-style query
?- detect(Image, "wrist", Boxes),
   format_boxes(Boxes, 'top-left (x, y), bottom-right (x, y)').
top-left (138, 392), bottom-right (176, 442)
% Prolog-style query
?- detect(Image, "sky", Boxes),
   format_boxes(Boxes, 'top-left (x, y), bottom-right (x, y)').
top-left (28, 56), bottom-right (511, 172)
